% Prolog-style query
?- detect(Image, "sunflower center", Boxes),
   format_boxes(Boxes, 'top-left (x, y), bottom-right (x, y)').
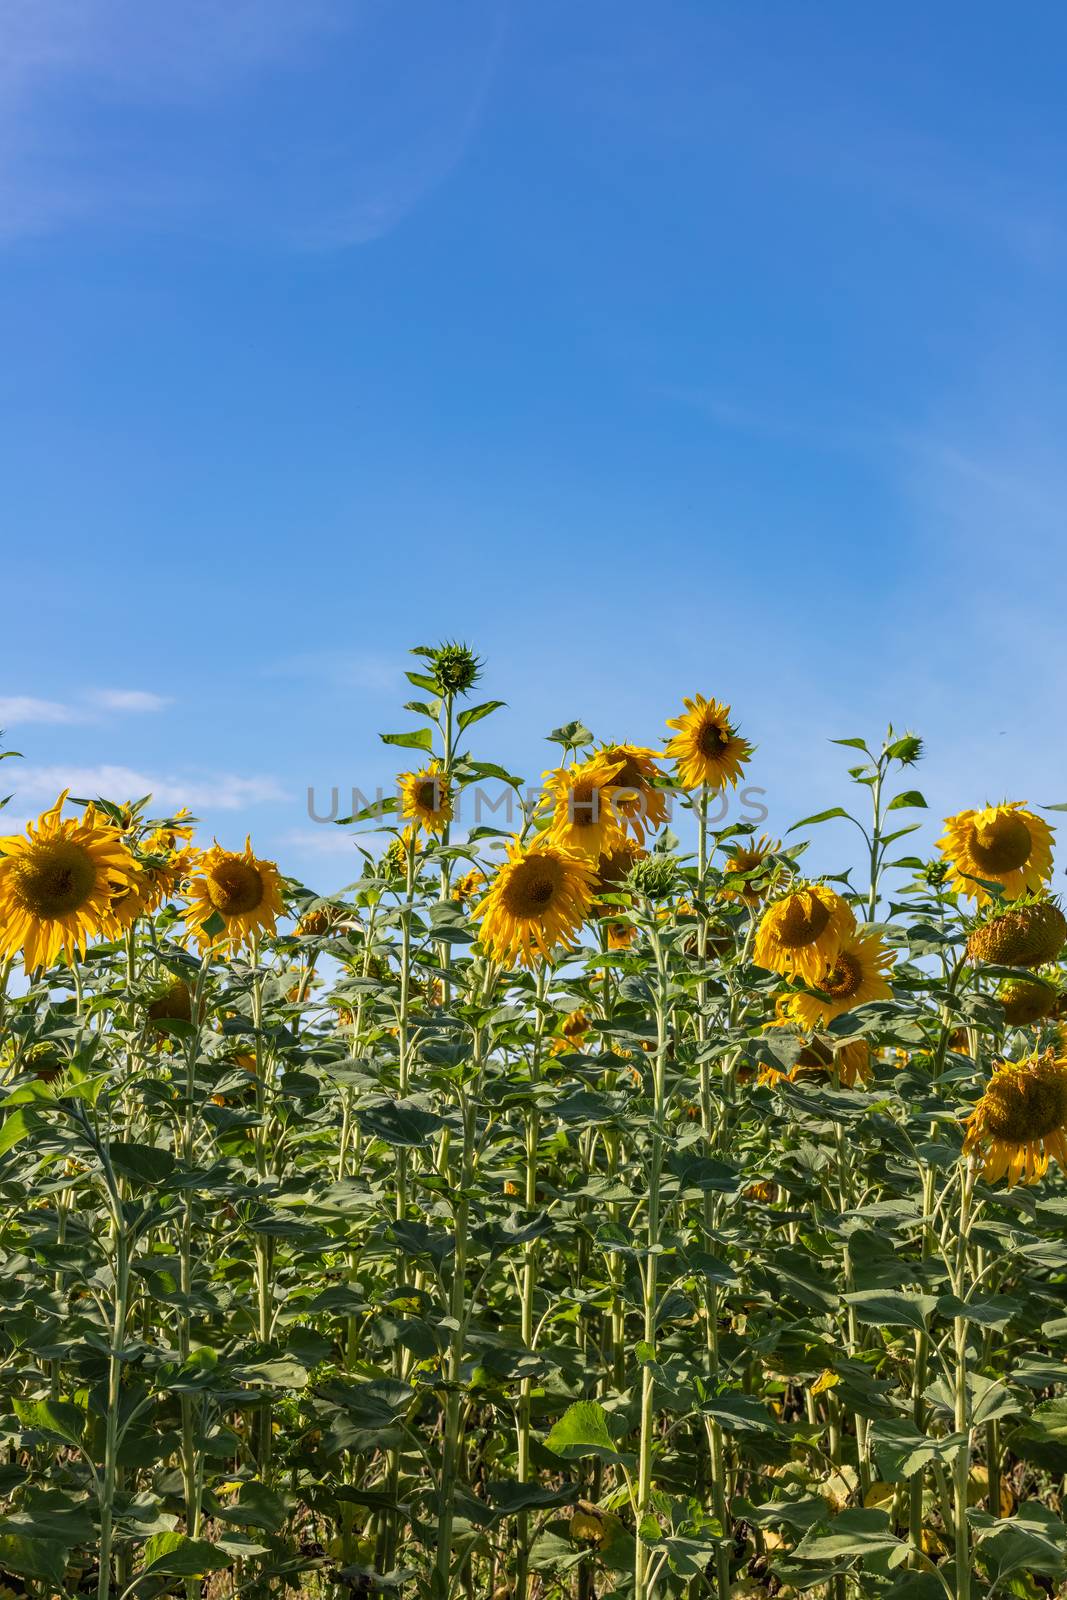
top-left (969, 814), bottom-right (1032, 874)
top-left (568, 781), bottom-right (603, 828)
top-left (698, 719), bottom-right (730, 757)
top-left (984, 1071), bottom-right (1067, 1143)
top-left (207, 859), bottom-right (264, 916)
top-left (822, 952), bottom-right (861, 998)
top-left (502, 857), bottom-right (561, 918)
top-left (10, 839), bottom-right (98, 918)
top-left (776, 893), bottom-right (831, 949)
top-left (416, 779), bottom-right (443, 813)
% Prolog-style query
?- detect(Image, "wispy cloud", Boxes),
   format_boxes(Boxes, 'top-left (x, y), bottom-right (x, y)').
top-left (0, 689), bottom-right (171, 724)
top-left (88, 688), bottom-right (172, 713)
top-left (10, 764), bottom-right (288, 812)
top-left (0, 0), bottom-right (506, 246)
top-left (0, 696), bottom-right (81, 726)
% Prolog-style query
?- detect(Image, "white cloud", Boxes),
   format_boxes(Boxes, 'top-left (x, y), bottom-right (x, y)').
top-left (89, 688), bottom-right (171, 713)
top-left (0, 0), bottom-right (504, 246)
top-left (10, 764), bottom-right (288, 812)
top-left (276, 826), bottom-right (368, 859)
top-left (0, 696), bottom-right (80, 726)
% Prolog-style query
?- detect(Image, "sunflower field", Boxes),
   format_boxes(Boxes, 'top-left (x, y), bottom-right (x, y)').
top-left (2, 641), bottom-right (1067, 1600)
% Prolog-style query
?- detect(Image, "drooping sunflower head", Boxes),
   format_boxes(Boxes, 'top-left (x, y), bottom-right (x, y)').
top-left (451, 867), bottom-right (486, 906)
top-left (939, 803), bottom-right (1054, 904)
top-left (0, 793), bottom-right (138, 971)
top-left (967, 897), bottom-right (1067, 970)
top-left (597, 743), bottom-right (669, 843)
top-left (758, 1030), bottom-right (871, 1089)
top-left (664, 694), bottom-right (753, 793)
top-left (542, 753), bottom-right (628, 860)
top-left (296, 903), bottom-right (347, 937)
top-left (998, 975), bottom-right (1060, 1028)
top-left (720, 835), bottom-right (784, 906)
top-left (475, 838), bottom-right (595, 968)
top-left (147, 977), bottom-right (195, 1027)
top-left (754, 882), bottom-right (856, 985)
top-left (789, 927), bottom-right (895, 1028)
top-left (399, 763), bottom-right (453, 836)
top-left (964, 1048), bottom-right (1067, 1185)
top-left (184, 838), bottom-right (284, 953)
top-left (550, 1007), bottom-right (591, 1056)
top-left (591, 837), bottom-right (645, 915)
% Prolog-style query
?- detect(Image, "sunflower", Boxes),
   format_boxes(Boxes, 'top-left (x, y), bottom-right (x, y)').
top-left (147, 977), bottom-right (195, 1026)
top-left (591, 837), bottom-right (644, 911)
top-left (664, 694), bottom-right (753, 793)
top-left (475, 838), bottom-right (595, 968)
top-left (967, 898), bottom-right (1067, 969)
top-left (754, 883), bottom-right (856, 985)
top-left (963, 1048), bottom-right (1067, 1185)
top-left (598, 744), bottom-right (669, 844)
top-left (399, 763), bottom-right (453, 836)
top-left (720, 835), bottom-right (784, 906)
top-left (789, 927), bottom-right (895, 1028)
top-left (184, 839), bottom-right (284, 953)
top-left (550, 1007), bottom-right (591, 1055)
top-left (998, 976), bottom-right (1059, 1028)
top-left (605, 920), bottom-right (636, 950)
top-left (0, 794), bottom-right (138, 971)
top-left (939, 803), bottom-right (1054, 904)
top-left (758, 1033), bottom-right (871, 1089)
top-left (451, 867), bottom-right (485, 906)
top-left (542, 753), bottom-right (628, 860)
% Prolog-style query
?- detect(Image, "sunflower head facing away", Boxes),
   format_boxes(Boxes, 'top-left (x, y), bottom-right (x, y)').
top-left (754, 882), bottom-right (856, 985)
top-left (964, 1048), bottom-right (1067, 1185)
top-left (550, 1007), bottom-right (591, 1056)
top-left (998, 975), bottom-right (1060, 1028)
top-left (475, 838), bottom-right (595, 968)
top-left (0, 793), bottom-right (138, 971)
top-left (664, 695), bottom-right (753, 793)
top-left (789, 927), bottom-right (895, 1028)
top-left (597, 743), bottom-right (669, 843)
top-left (967, 897), bottom-right (1067, 970)
top-left (184, 839), bottom-right (284, 953)
top-left (939, 803), bottom-right (1054, 904)
top-left (399, 763), bottom-right (453, 836)
top-left (720, 835), bottom-right (784, 906)
top-left (542, 753), bottom-right (628, 860)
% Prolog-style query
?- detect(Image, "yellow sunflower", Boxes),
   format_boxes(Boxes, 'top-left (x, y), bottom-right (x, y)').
top-left (475, 838), bottom-right (595, 968)
top-left (758, 1033), bottom-right (871, 1089)
top-left (184, 838), bottom-right (284, 953)
top-left (998, 975), bottom-right (1059, 1028)
top-left (451, 867), bottom-right (485, 906)
top-left (754, 883), bottom-right (856, 985)
top-left (664, 694), bottom-right (752, 793)
top-left (963, 1048), bottom-right (1067, 1185)
top-left (939, 803), bottom-right (1054, 904)
top-left (0, 794), bottom-right (138, 971)
top-left (720, 835), bottom-right (784, 906)
top-left (598, 743), bottom-right (670, 844)
top-left (967, 897), bottom-right (1067, 969)
top-left (542, 753), bottom-right (628, 860)
top-left (789, 927), bottom-right (895, 1028)
top-left (399, 763), bottom-right (453, 836)
top-left (550, 1007), bottom-right (591, 1055)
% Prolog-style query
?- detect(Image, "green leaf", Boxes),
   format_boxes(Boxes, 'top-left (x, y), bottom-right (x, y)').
top-left (14, 1397), bottom-right (85, 1449)
top-left (109, 1141), bottom-right (176, 1185)
top-left (458, 700), bottom-right (506, 732)
top-left (843, 1290), bottom-right (938, 1332)
top-left (0, 1106), bottom-right (48, 1157)
top-left (886, 790), bottom-right (927, 810)
top-left (870, 1419), bottom-right (963, 1480)
top-left (547, 721), bottom-right (594, 748)
top-left (544, 1401), bottom-right (626, 1463)
top-left (787, 807), bottom-right (854, 832)
top-left (0, 1534), bottom-right (69, 1586)
top-left (142, 1532), bottom-right (233, 1577)
top-left (793, 1507), bottom-right (903, 1563)
top-left (380, 728), bottom-right (434, 752)
top-left (213, 1481), bottom-right (287, 1534)
top-left (699, 1392), bottom-right (779, 1436)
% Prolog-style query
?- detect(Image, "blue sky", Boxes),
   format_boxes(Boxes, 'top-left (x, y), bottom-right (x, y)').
top-left (2, 0), bottom-right (1065, 892)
